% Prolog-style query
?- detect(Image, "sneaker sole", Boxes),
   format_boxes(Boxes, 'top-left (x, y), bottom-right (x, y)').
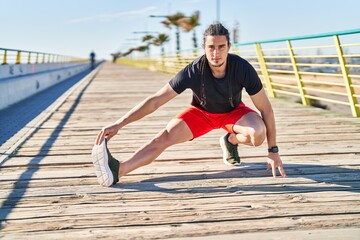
top-left (219, 135), bottom-right (241, 166)
top-left (91, 140), bottom-right (114, 187)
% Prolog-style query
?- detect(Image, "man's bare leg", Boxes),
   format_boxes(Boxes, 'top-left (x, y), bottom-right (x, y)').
top-left (119, 119), bottom-right (193, 177)
top-left (229, 112), bottom-right (266, 147)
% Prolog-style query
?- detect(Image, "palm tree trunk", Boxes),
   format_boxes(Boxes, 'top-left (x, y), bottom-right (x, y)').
top-left (176, 26), bottom-right (180, 52)
top-left (192, 30), bottom-right (198, 49)
top-left (161, 46), bottom-right (165, 72)
top-left (192, 30), bottom-right (198, 56)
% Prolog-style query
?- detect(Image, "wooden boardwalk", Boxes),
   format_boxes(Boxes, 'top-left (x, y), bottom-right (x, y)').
top-left (1, 62), bottom-right (360, 239)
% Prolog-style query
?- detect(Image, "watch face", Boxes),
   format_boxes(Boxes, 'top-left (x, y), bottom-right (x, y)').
top-left (269, 146), bottom-right (279, 153)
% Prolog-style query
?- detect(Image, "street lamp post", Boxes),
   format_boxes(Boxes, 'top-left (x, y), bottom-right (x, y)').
top-left (217, 0), bottom-right (220, 21)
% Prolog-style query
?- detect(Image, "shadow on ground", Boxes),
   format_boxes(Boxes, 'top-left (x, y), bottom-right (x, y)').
top-left (0, 67), bottom-right (98, 226)
top-left (0, 68), bottom-right (93, 146)
top-left (117, 162), bottom-right (360, 194)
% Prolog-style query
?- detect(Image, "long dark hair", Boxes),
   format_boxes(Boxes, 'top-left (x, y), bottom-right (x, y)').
top-left (200, 23), bottom-right (233, 108)
top-left (202, 23), bottom-right (231, 48)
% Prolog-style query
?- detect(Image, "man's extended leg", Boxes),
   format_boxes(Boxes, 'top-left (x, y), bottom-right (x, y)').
top-left (92, 118), bottom-right (193, 186)
top-left (119, 118), bottom-right (193, 177)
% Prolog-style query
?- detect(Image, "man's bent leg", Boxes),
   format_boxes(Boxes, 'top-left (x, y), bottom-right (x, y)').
top-left (119, 119), bottom-right (193, 177)
top-left (230, 112), bottom-right (266, 147)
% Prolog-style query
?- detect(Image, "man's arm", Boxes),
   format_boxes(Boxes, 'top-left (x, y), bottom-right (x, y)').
top-left (250, 88), bottom-right (286, 177)
top-left (95, 83), bottom-right (178, 145)
top-left (249, 88), bottom-right (276, 147)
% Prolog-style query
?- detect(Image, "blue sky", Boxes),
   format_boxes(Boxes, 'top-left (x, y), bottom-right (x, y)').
top-left (1, 0), bottom-right (359, 60)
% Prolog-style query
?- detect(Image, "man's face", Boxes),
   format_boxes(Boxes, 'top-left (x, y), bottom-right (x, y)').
top-left (203, 35), bottom-right (230, 68)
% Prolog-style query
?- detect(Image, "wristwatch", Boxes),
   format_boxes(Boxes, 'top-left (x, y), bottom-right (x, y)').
top-left (268, 146), bottom-right (279, 153)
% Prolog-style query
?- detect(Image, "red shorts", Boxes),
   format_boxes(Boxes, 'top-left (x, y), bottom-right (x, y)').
top-left (176, 103), bottom-right (256, 139)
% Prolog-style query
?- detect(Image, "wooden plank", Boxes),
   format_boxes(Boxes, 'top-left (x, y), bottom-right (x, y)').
top-left (1, 211), bottom-right (359, 238)
top-left (1, 187), bottom-right (359, 208)
top-left (1, 62), bottom-right (360, 239)
top-left (3, 227), bottom-right (360, 240)
top-left (1, 152), bottom-right (360, 169)
top-left (1, 160), bottom-right (359, 184)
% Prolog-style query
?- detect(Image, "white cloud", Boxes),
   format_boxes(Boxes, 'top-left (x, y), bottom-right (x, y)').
top-left (68, 6), bottom-right (158, 23)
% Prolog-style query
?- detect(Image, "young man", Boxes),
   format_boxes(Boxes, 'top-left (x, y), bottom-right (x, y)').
top-left (92, 23), bottom-right (286, 187)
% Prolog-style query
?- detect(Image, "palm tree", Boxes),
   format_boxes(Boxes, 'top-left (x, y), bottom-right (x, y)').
top-left (177, 11), bottom-right (200, 55)
top-left (142, 34), bottom-right (154, 56)
top-left (152, 33), bottom-right (170, 56)
top-left (134, 45), bottom-right (149, 52)
top-left (161, 12), bottom-right (185, 53)
top-left (122, 48), bottom-right (135, 57)
top-left (142, 34), bottom-right (154, 43)
top-left (152, 33), bottom-right (170, 72)
top-left (111, 52), bottom-right (121, 63)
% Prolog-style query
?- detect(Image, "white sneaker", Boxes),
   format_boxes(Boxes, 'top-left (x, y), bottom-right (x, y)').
top-left (91, 139), bottom-right (119, 187)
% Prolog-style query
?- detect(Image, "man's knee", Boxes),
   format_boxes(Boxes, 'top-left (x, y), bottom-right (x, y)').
top-left (240, 120), bottom-right (266, 147)
top-left (251, 124), bottom-right (266, 146)
top-left (151, 129), bottom-right (174, 148)
top-left (148, 119), bottom-right (192, 151)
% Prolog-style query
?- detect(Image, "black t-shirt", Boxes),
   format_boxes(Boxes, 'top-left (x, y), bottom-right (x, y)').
top-left (169, 53), bottom-right (263, 113)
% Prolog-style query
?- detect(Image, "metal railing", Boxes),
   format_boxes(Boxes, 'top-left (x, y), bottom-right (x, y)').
top-left (117, 29), bottom-right (360, 117)
top-left (0, 48), bottom-right (87, 65)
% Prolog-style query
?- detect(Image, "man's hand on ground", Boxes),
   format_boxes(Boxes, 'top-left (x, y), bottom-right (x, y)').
top-left (267, 153), bottom-right (286, 178)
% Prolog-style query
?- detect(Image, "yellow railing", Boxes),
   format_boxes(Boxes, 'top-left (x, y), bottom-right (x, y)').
top-left (0, 48), bottom-right (87, 65)
top-left (117, 29), bottom-right (360, 117)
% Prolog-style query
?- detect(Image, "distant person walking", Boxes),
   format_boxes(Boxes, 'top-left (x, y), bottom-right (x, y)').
top-left (90, 51), bottom-right (96, 69)
top-left (92, 23), bottom-right (286, 187)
